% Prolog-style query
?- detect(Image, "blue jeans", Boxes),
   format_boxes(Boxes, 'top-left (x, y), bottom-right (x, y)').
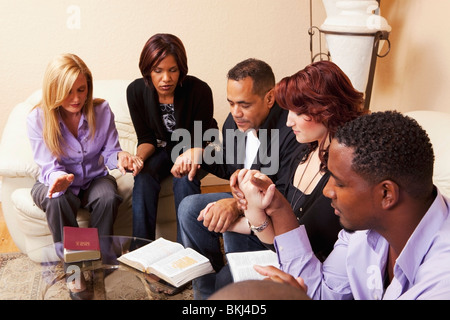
top-left (178, 192), bottom-right (266, 299)
top-left (132, 147), bottom-right (201, 241)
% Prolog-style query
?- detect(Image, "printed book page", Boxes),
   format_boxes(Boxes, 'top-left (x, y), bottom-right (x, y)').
top-left (150, 247), bottom-right (212, 278)
top-left (226, 250), bottom-right (279, 282)
top-left (117, 237), bottom-right (214, 287)
top-left (118, 237), bottom-right (184, 269)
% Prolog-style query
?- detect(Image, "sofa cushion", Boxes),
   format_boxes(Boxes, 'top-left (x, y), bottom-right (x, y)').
top-left (0, 101), bottom-right (39, 179)
top-left (11, 188), bottom-right (90, 237)
top-left (406, 110), bottom-right (450, 197)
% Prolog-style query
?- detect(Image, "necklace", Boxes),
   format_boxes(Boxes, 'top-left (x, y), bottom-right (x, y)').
top-left (290, 148), bottom-right (321, 214)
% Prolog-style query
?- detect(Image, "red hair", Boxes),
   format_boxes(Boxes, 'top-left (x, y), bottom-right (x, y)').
top-left (275, 61), bottom-right (366, 167)
top-left (275, 60), bottom-right (365, 140)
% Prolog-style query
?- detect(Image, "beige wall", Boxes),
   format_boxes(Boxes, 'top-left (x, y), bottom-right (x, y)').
top-left (0, 0), bottom-right (319, 136)
top-left (371, 0), bottom-right (450, 113)
top-left (1, 0), bottom-right (449, 140)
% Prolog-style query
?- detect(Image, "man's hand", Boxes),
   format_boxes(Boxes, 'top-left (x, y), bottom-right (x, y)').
top-left (48, 174), bottom-right (74, 198)
top-left (254, 265), bottom-right (308, 293)
top-left (197, 198), bottom-right (241, 233)
top-left (250, 173), bottom-right (299, 236)
top-left (237, 169), bottom-right (275, 211)
top-left (230, 169), bottom-right (246, 210)
top-left (250, 174), bottom-right (291, 217)
top-left (231, 169), bottom-right (275, 211)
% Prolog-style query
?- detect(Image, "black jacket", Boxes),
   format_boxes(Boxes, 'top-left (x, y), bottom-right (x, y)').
top-left (203, 103), bottom-right (297, 195)
top-left (126, 76), bottom-right (218, 153)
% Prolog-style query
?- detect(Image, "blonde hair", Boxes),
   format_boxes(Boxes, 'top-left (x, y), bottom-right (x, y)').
top-left (36, 53), bottom-right (101, 158)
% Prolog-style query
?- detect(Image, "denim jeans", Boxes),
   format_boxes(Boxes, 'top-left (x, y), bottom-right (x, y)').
top-left (132, 147), bottom-right (201, 241)
top-left (178, 192), bottom-right (266, 299)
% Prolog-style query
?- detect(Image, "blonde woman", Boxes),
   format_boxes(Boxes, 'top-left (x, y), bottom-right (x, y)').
top-left (27, 53), bottom-right (139, 244)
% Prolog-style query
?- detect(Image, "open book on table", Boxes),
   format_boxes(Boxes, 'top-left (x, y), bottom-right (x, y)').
top-left (226, 250), bottom-right (279, 282)
top-left (117, 237), bottom-right (214, 288)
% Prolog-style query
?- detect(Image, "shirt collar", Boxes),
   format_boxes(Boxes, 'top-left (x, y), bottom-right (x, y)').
top-left (366, 229), bottom-right (381, 250)
top-left (58, 109), bottom-right (87, 130)
top-left (395, 188), bottom-right (448, 284)
top-left (365, 188), bottom-right (448, 283)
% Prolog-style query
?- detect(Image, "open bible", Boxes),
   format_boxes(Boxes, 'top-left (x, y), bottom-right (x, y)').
top-left (226, 250), bottom-right (279, 282)
top-left (117, 237), bottom-right (214, 288)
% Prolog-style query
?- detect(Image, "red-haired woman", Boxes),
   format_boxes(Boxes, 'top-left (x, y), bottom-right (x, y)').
top-left (127, 34), bottom-right (217, 241)
top-left (228, 60), bottom-right (366, 260)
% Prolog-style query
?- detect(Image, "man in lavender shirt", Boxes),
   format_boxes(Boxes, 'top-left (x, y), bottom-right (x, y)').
top-left (212, 111), bottom-right (450, 300)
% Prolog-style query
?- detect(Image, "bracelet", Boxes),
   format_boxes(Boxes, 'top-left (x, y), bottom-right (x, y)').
top-left (247, 217), bottom-right (269, 233)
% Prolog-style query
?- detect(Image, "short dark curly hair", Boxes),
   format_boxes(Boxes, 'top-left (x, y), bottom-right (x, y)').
top-left (334, 110), bottom-right (435, 197)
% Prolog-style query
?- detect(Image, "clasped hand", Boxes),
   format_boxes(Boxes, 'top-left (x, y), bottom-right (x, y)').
top-left (231, 169), bottom-right (290, 217)
top-left (197, 198), bottom-right (241, 233)
top-left (117, 151), bottom-right (143, 176)
top-left (229, 169), bottom-right (308, 295)
top-left (230, 169), bottom-right (277, 212)
top-left (170, 147), bottom-right (203, 181)
top-left (232, 169), bottom-right (275, 211)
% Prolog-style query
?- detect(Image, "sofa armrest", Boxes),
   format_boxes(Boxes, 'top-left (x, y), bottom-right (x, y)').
top-left (406, 110), bottom-right (450, 198)
top-left (0, 100), bottom-right (39, 179)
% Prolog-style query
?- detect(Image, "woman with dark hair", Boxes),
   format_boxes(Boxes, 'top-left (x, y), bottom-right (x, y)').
top-left (228, 60), bottom-right (366, 260)
top-left (127, 33), bottom-right (217, 241)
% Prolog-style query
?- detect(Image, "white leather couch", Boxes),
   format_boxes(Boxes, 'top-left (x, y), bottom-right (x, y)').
top-left (1, 90), bottom-right (449, 260)
top-left (405, 110), bottom-right (450, 198)
top-left (0, 80), bottom-right (178, 258)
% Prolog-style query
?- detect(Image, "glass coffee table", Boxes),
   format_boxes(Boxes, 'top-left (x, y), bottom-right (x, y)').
top-left (29, 235), bottom-right (193, 300)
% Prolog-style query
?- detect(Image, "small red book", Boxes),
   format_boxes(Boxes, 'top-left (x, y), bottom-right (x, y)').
top-left (63, 227), bottom-right (101, 263)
